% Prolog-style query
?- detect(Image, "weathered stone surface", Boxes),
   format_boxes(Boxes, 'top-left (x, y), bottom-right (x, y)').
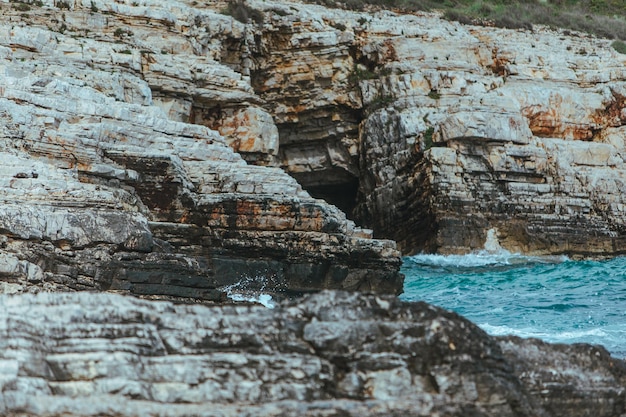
top-left (8, 0), bottom-right (626, 260)
top-left (343, 10), bottom-right (626, 256)
top-left (0, 290), bottom-right (623, 417)
top-left (499, 336), bottom-right (626, 417)
top-left (166, 0), bottom-right (626, 257)
top-left (0, 0), bottom-right (403, 300)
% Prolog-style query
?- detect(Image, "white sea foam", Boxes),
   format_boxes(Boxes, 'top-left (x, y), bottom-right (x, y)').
top-left (485, 323), bottom-right (625, 340)
top-left (479, 323), bottom-right (626, 347)
top-left (227, 292), bottom-right (276, 309)
top-left (407, 250), bottom-right (568, 269)
top-left (222, 275), bottom-right (277, 309)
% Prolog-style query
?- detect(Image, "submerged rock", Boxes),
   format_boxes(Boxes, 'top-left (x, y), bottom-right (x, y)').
top-left (0, 290), bottom-right (623, 416)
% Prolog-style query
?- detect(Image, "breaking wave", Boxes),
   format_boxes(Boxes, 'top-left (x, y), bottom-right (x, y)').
top-left (401, 251), bottom-right (626, 358)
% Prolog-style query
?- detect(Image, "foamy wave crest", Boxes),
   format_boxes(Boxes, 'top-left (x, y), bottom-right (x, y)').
top-left (223, 275), bottom-right (277, 309)
top-left (481, 323), bottom-right (616, 340)
top-left (479, 323), bottom-right (626, 351)
top-left (406, 251), bottom-right (568, 269)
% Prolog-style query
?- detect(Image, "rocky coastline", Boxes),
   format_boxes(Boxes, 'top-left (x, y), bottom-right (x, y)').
top-left (1, 291), bottom-right (625, 417)
top-left (1, 0), bottom-right (625, 415)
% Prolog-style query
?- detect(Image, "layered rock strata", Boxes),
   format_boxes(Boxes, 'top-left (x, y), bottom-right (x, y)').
top-left (353, 14), bottom-right (626, 256)
top-left (7, 0), bottom-right (626, 264)
top-left (0, 0), bottom-right (403, 300)
top-left (207, 0), bottom-right (626, 257)
top-left (0, 291), bottom-right (624, 417)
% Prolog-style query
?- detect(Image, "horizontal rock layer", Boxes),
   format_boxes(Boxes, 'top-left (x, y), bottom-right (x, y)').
top-left (353, 15), bottom-right (626, 255)
top-left (198, 0), bottom-right (626, 257)
top-left (0, 0), bottom-right (403, 300)
top-left (0, 291), bottom-right (624, 417)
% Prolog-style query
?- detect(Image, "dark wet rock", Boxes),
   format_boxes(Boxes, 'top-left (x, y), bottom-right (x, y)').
top-left (0, 291), bottom-right (623, 416)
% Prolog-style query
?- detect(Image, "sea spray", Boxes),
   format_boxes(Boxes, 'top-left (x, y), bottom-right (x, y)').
top-left (222, 274), bottom-right (277, 308)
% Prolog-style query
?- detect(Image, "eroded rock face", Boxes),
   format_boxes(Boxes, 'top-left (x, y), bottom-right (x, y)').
top-left (204, 0), bottom-right (626, 257)
top-left (0, 291), bottom-right (624, 417)
top-left (0, 0), bottom-right (402, 300)
top-left (353, 15), bottom-right (626, 256)
top-left (8, 0), bottom-right (626, 262)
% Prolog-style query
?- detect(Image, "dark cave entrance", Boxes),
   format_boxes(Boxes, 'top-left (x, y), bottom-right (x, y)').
top-left (300, 177), bottom-right (359, 218)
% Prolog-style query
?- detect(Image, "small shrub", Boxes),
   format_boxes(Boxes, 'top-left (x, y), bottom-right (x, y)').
top-left (12, 3), bottom-right (31, 11)
top-left (348, 64), bottom-right (377, 84)
top-left (428, 90), bottom-right (441, 100)
top-left (370, 93), bottom-right (395, 110)
top-left (114, 27), bottom-right (133, 38)
top-left (331, 21), bottom-right (347, 31)
top-left (56, 0), bottom-right (70, 10)
top-left (120, 49), bottom-right (132, 54)
top-left (612, 40), bottom-right (626, 54)
top-left (269, 7), bottom-right (288, 16)
top-left (423, 126), bottom-right (434, 151)
top-left (494, 16), bottom-right (532, 31)
top-left (90, 1), bottom-right (98, 12)
top-left (443, 10), bottom-right (474, 26)
top-left (221, 0), bottom-right (264, 24)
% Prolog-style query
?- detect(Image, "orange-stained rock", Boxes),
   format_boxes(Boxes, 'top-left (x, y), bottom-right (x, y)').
top-left (0, 0), bottom-right (403, 301)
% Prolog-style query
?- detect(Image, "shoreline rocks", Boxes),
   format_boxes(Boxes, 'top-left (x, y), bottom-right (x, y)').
top-left (0, 2), bottom-right (624, 413)
top-left (0, 290), bottom-right (623, 417)
top-left (0, 0), bottom-right (403, 300)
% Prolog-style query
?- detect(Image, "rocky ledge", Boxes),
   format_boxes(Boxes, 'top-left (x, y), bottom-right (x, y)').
top-left (0, 290), bottom-right (624, 417)
top-left (198, 0), bottom-right (626, 258)
top-left (0, 0), bottom-right (403, 301)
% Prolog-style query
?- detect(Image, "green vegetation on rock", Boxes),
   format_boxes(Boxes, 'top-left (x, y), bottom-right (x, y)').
top-left (612, 40), bottom-right (626, 54)
top-left (305, 0), bottom-right (626, 41)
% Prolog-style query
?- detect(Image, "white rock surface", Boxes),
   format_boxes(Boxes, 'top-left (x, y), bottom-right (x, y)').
top-left (0, 0), bottom-right (403, 299)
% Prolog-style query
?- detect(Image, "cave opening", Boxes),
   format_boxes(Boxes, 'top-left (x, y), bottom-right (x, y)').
top-left (302, 177), bottom-right (360, 219)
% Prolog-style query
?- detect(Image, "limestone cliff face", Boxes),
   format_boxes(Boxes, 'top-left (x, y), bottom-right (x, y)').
top-left (0, 0), bottom-right (403, 300)
top-left (352, 15), bottom-right (626, 256)
top-left (207, 0), bottom-right (626, 257)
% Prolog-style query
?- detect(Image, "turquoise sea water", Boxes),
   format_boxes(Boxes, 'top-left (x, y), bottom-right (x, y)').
top-left (400, 252), bottom-right (626, 358)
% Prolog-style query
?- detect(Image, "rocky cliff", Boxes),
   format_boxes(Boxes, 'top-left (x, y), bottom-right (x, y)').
top-left (350, 13), bottom-right (626, 256)
top-left (0, 0), bottom-right (404, 301)
top-left (1, 290), bottom-right (624, 417)
top-left (4, 0), bottom-right (625, 305)
top-left (0, 1), bottom-right (624, 414)
top-left (198, 0), bottom-right (626, 257)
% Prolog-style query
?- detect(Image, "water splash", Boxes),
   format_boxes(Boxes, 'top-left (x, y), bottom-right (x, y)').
top-left (407, 228), bottom-right (567, 269)
top-left (222, 275), bottom-right (277, 309)
top-left (406, 251), bottom-right (567, 269)
top-left (483, 228), bottom-right (502, 253)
